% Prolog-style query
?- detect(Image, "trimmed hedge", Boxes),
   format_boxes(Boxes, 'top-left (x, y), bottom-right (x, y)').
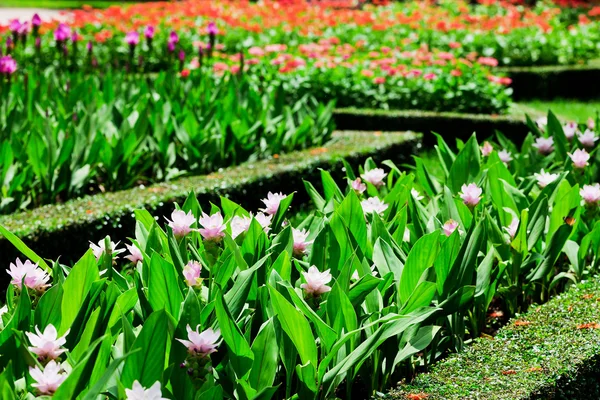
top-left (333, 108), bottom-right (529, 145)
top-left (502, 64), bottom-right (600, 101)
top-left (0, 130), bottom-right (419, 284)
top-left (390, 278), bottom-right (600, 400)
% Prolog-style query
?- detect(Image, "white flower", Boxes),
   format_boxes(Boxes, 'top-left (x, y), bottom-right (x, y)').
top-left (300, 266), bottom-right (332, 297)
top-left (125, 381), bottom-right (168, 400)
top-left (198, 212), bottom-right (226, 242)
top-left (361, 197), bottom-right (388, 215)
top-left (480, 141), bottom-right (493, 157)
top-left (564, 122), bottom-right (579, 140)
top-left (532, 137), bottom-right (554, 155)
top-left (166, 209), bottom-right (196, 238)
top-left (411, 188), bottom-right (424, 201)
top-left (125, 244), bottom-right (143, 264)
top-left (89, 237), bottom-right (124, 260)
top-left (361, 168), bottom-right (387, 187)
top-left (535, 116), bottom-right (547, 130)
top-left (29, 360), bottom-right (68, 395)
top-left (569, 149), bottom-right (590, 169)
top-left (254, 212), bottom-right (272, 233)
top-left (504, 218), bottom-right (519, 239)
top-left (230, 215), bottom-right (252, 239)
top-left (533, 169), bottom-right (559, 188)
top-left (580, 184), bottom-right (600, 206)
top-left (0, 305), bottom-right (8, 330)
top-left (292, 228), bottom-right (314, 257)
top-left (177, 325), bottom-right (220, 357)
top-left (498, 150), bottom-right (513, 164)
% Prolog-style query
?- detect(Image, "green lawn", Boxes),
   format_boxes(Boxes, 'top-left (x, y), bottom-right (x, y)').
top-left (511, 99), bottom-right (600, 123)
top-left (0, 0), bottom-right (134, 8)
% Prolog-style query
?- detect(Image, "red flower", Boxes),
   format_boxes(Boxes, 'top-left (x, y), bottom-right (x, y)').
top-left (180, 69), bottom-right (190, 78)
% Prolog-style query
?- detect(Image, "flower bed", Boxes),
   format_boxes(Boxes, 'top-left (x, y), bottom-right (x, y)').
top-left (1, 111), bottom-right (599, 399)
top-left (0, 130), bottom-right (419, 279)
top-left (389, 277), bottom-right (600, 400)
top-left (0, 69), bottom-right (334, 214)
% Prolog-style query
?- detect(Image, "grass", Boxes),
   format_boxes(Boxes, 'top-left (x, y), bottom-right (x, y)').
top-left (511, 99), bottom-right (600, 123)
top-left (0, 0), bottom-right (133, 8)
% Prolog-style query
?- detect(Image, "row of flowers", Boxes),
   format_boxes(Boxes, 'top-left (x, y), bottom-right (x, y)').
top-left (1, 110), bottom-right (599, 398)
top-left (1, 0), bottom-right (599, 72)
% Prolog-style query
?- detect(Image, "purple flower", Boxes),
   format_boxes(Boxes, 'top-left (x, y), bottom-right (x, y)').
top-left (9, 19), bottom-right (21, 33)
top-left (183, 261), bottom-right (203, 287)
top-left (207, 22), bottom-right (219, 36)
top-left (179, 50), bottom-right (185, 62)
top-left (54, 23), bottom-right (71, 42)
top-left (199, 212), bottom-right (226, 242)
top-left (460, 183), bottom-right (482, 207)
top-left (18, 21), bottom-right (30, 36)
top-left (86, 41), bottom-right (93, 52)
top-left (32, 13), bottom-right (42, 27)
top-left (168, 41), bottom-right (175, 52)
top-left (0, 55), bottom-right (17, 75)
top-left (351, 178), bottom-right (366, 194)
top-left (144, 25), bottom-right (155, 39)
top-left (169, 31), bottom-right (179, 44)
top-left (35, 37), bottom-right (41, 48)
top-left (166, 209), bottom-right (196, 238)
top-left (301, 266), bottom-right (332, 297)
top-left (177, 325), bottom-right (220, 357)
top-left (292, 228), bottom-right (314, 257)
top-left (7, 258), bottom-right (50, 292)
top-left (569, 149), bottom-right (590, 169)
top-left (125, 31), bottom-right (140, 46)
top-left (29, 360), bottom-right (68, 395)
top-left (26, 324), bottom-right (69, 361)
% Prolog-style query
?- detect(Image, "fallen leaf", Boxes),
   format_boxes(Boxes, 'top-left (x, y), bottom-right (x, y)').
top-left (577, 323), bottom-right (600, 330)
top-left (407, 394), bottom-right (428, 400)
top-left (502, 370), bottom-right (517, 375)
top-left (514, 320), bottom-right (531, 326)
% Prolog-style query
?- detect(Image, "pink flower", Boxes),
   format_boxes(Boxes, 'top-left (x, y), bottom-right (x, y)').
top-left (532, 137), bottom-right (554, 155)
top-left (26, 324), bottom-right (69, 361)
top-left (89, 238), bottom-right (123, 260)
top-left (569, 149), bottom-right (590, 169)
top-left (32, 14), bottom-right (42, 27)
top-left (480, 141), bottom-right (493, 157)
top-left (580, 184), bottom-right (600, 205)
top-left (498, 150), bottom-right (513, 164)
top-left (144, 25), bottom-right (155, 39)
top-left (53, 23), bottom-right (71, 42)
top-left (477, 57), bottom-right (498, 67)
top-left (29, 360), bottom-right (68, 395)
top-left (442, 220), bottom-right (459, 237)
top-left (361, 168), bottom-right (387, 187)
top-left (248, 46), bottom-right (264, 56)
top-left (578, 129), bottom-right (598, 147)
top-left (261, 192), bottom-right (287, 215)
top-left (199, 212), bottom-right (226, 242)
top-left (230, 215), bottom-right (251, 239)
top-left (505, 218), bottom-right (519, 239)
top-left (361, 197), bottom-right (388, 215)
top-left (166, 209), bottom-right (196, 238)
top-left (460, 183), bottom-right (482, 207)
top-left (177, 325), bottom-right (220, 357)
top-left (533, 169), bottom-right (559, 188)
top-left (125, 31), bottom-right (139, 46)
top-left (126, 381), bottom-right (168, 400)
top-left (292, 228), bottom-right (314, 257)
top-left (125, 244), bottom-right (143, 264)
top-left (7, 258), bottom-right (50, 292)
top-left (0, 55), bottom-right (17, 75)
top-left (300, 266), bottom-right (332, 297)
top-left (351, 178), bottom-right (366, 194)
top-left (182, 261), bottom-right (202, 287)
top-left (9, 19), bottom-right (21, 33)
top-left (254, 212), bottom-right (272, 233)
top-left (564, 122), bottom-right (579, 140)
top-left (423, 72), bottom-right (437, 80)
top-left (588, 117), bottom-right (596, 130)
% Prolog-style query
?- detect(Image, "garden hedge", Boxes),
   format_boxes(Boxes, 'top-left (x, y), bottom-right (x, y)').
top-left (390, 277), bottom-right (600, 400)
top-left (333, 108), bottom-right (529, 144)
top-left (503, 64), bottom-right (600, 101)
top-left (0, 130), bottom-right (419, 284)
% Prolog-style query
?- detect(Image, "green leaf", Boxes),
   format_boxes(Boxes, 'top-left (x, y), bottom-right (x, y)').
top-left (249, 319), bottom-right (279, 392)
top-left (0, 224), bottom-right (51, 272)
top-left (60, 251), bottom-right (99, 334)
top-left (448, 134), bottom-right (481, 193)
top-left (148, 253), bottom-right (183, 318)
top-left (399, 232), bottom-right (441, 304)
top-left (121, 310), bottom-right (174, 388)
